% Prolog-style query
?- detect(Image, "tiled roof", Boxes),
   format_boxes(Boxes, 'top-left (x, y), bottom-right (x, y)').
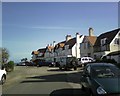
top-left (31, 51), bottom-right (39, 55)
top-left (86, 36), bottom-right (97, 45)
top-left (54, 41), bottom-right (66, 49)
top-left (94, 28), bottom-right (120, 46)
top-left (65, 35), bottom-right (83, 49)
top-left (65, 37), bottom-right (76, 49)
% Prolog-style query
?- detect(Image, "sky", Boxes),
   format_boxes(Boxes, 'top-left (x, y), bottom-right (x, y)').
top-left (2, 2), bottom-right (119, 62)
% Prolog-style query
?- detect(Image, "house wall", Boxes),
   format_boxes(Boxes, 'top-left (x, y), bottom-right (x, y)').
top-left (75, 35), bottom-right (85, 58)
top-left (94, 30), bottom-right (120, 59)
top-left (80, 39), bottom-right (94, 58)
top-left (75, 35), bottom-right (84, 58)
top-left (31, 54), bottom-right (37, 61)
top-left (110, 31), bottom-right (120, 52)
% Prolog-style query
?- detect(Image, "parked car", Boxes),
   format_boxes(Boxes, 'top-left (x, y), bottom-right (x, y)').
top-left (79, 56), bottom-right (95, 66)
top-left (81, 63), bottom-right (120, 96)
top-left (16, 62), bottom-right (26, 66)
top-left (0, 65), bottom-right (7, 85)
top-left (48, 61), bottom-right (56, 67)
top-left (36, 59), bottom-right (54, 67)
top-left (59, 56), bottom-right (78, 70)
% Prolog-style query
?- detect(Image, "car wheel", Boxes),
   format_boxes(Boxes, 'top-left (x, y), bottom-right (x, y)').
top-left (0, 75), bottom-right (6, 85)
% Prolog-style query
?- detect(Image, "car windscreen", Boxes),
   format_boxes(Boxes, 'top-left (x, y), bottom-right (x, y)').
top-left (91, 65), bottom-right (120, 78)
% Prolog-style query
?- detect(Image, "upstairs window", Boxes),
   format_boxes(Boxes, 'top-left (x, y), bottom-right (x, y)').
top-left (65, 45), bottom-right (69, 49)
top-left (118, 33), bottom-right (120, 37)
top-left (114, 38), bottom-right (120, 45)
top-left (101, 38), bottom-right (107, 46)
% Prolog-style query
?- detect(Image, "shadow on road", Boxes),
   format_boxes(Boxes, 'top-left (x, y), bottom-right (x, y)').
top-left (20, 70), bottom-right (83, 84)
top-left (50, 88), bottom-right (90, 96)
top-left (20, 69), bottom-right (89, 96)
top-left (47, 67), bottom-right (74, 71)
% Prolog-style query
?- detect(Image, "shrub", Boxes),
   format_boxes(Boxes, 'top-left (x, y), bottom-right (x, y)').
top-left (5, 61), bottom-right (14, 72)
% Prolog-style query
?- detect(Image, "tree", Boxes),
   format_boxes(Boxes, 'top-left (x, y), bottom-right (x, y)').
top-left (5, 61), bottom-right (14, 72)
top-left (0, 48), bottom-right (9, 64)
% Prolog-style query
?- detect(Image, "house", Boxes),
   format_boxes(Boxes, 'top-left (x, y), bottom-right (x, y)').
top-left (37, 48), bottom-right (46, 60)
top-left (54, 33), bottom-right (84, 62)
top-left (80, 28), bottom-right (97, 58)
top-left (94, 28), bottom-right (120, 59)
top-left (44, 44), bottom-right (55, 61)
top-left (31, 51), bottom-right (39, 61)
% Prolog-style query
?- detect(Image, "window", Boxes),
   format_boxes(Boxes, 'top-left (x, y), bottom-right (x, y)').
top-left (114, 38), bottom-right (120, 45)
top-left (87, 42), bottom-right (91, 48)
top-left (101, 38), bottom-right (107, 46)
top-left (118, 33), bottom-right (120, 37)
top-left (65, 45), bottom-right (69, 49)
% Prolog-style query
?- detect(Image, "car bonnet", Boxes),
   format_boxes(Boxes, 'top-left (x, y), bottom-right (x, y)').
top-left (94, 78), bottom-right (120, 94)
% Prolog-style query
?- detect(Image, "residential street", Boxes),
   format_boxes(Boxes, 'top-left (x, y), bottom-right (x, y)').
top-left (2, 66), bottom-right (88, 96)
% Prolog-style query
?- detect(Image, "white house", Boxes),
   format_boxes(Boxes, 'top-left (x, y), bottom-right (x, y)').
top-left (54, 33), bottom-right (84, 62)
top-left (94, 28), bottom-right (120, 59)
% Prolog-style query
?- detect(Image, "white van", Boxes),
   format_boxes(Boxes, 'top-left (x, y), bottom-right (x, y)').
top-left (80, 57), bottom-right (95, 66)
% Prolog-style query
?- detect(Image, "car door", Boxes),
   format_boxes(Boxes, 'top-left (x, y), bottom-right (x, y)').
top-left (81, 65), bottom-right (91, 88)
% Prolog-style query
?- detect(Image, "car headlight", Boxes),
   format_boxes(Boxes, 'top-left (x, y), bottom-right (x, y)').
top-left (97, 86), bottom-right (107, 94)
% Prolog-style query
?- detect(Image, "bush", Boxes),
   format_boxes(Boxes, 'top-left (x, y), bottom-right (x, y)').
top-left (5, 61), bottom-right (14, 72)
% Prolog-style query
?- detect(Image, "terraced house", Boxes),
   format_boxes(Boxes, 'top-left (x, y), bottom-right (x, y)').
top-left (94, 28), bottom-right (120, 62)
top-left (54, 33), bottom-right (84, 63)
top-left (80, 28), bottom-right (97, 58)
top-left (31, 28), bottom-right (120, 64)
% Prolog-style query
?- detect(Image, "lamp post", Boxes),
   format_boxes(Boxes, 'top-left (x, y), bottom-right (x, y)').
top-left (53, 41), bottom-right (56, 62)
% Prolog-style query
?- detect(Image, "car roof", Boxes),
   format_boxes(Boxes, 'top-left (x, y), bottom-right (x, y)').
top-left (87, 62), bottom-right (115, 67)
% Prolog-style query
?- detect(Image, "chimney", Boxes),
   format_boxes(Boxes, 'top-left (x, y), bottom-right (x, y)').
top-left (66, 35), bottom-right (72, 41)
top-left (89, 27), bottom-right (94, 36)
top-left (53, 41), bottom-right (56, 47)
top-left (76, 33), bottom-right (80, 44)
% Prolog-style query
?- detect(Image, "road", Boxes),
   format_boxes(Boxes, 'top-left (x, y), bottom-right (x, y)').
top-left (2, 66), bottom-right (88, 96)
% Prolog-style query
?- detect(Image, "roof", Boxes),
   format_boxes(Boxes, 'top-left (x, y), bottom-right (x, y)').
top-left (87, 36), bottom-right (97, 45)
top-left (65, 35), bottom-right (83, 49)
top-left (83, 36), bottom-right (97, 45)
top-left (54, 41), bottom-right (66, 49)
top-left (37, 48), bottom-right (46, 53)
top-left (94, 28), bottom-right (120, 46)
top-left (54, 35), bottom-right (83, 50)
top-left (31, 51), bottom-right (39, 55)
top-left (65, 37), bottom-right (76, 49)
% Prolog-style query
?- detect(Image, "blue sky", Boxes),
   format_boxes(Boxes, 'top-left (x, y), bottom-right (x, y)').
top-left (2, 2), bottom-right (118, 62)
